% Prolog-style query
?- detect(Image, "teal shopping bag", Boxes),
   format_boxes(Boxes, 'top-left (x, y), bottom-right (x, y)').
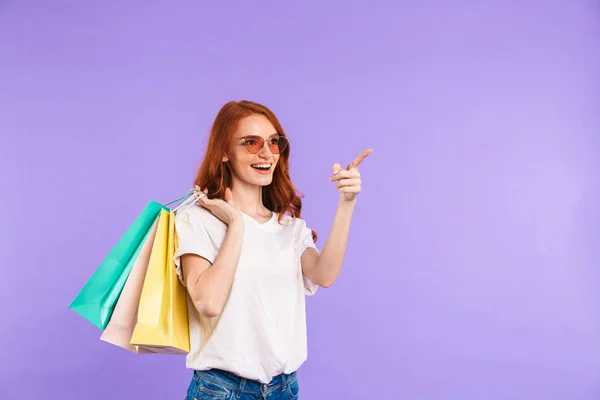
top-left (69, 192), bottom-right (194, 330)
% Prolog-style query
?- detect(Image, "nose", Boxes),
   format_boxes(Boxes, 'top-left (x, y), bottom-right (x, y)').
top-left (257, 140), bottom-right (271, 157)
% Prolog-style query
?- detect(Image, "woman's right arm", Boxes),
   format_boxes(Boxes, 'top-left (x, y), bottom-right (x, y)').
top-left (181, 217), bottom-right (244, 318)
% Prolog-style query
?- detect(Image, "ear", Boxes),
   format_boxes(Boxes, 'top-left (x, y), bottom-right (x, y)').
top-left (222, 154), bottom-right (228, 163)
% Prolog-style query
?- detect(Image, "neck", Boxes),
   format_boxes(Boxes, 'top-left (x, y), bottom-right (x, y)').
top-left (230, 178), bottom-right (271, 217)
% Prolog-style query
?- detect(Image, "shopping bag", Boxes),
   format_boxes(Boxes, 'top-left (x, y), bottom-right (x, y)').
top-left (129, 208), bottom-right (191, 354)
top-left (69, 200), bottom-right (165, 330)
top-left (99, 217), bottom-right (160, 354)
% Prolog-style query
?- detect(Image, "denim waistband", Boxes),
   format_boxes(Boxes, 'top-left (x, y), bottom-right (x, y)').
top-left (193, 368), bottom-right (296, 396)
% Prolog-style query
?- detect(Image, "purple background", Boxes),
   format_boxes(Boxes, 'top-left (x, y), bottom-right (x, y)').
top-left (1, 1), bottom-right (599, 399)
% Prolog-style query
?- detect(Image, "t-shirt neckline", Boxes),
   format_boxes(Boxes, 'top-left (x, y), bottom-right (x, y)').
top-left (240, 211), bottom-right (276, 226)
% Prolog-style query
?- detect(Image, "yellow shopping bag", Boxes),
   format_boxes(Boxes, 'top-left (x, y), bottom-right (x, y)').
top-left (129, 208), bottom-right (190, 354)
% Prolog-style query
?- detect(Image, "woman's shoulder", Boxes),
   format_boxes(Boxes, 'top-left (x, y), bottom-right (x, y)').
top-left (174, 204), bottom-right (225, 231)
top-left (277, 213), bottom-right (311, 230)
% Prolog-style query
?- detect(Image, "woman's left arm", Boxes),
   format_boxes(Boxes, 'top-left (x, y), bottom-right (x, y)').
top-left (302, 148), bottom-right (372, 288)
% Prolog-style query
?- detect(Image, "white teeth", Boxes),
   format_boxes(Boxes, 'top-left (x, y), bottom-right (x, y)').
top-left (251, 163), bottom-right (272, 170)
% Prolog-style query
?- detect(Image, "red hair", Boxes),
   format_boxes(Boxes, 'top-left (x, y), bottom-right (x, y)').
top-left (193, 100), bottom-right (317, 242)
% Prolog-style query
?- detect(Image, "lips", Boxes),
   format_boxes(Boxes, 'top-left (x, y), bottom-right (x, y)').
top-left (251, 163), bottom-right (272, 170)
top-left (250, 163), bottom-right (272, 176)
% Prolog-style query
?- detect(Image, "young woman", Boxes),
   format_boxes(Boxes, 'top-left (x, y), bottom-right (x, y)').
top-left (173, 100), bottom-right (371, 400)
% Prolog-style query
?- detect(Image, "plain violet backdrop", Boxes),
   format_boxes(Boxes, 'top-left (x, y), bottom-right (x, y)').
top-left (1, 1), bottom-right (600, 399)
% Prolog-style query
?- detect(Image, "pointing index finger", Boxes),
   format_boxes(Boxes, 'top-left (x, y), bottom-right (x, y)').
top-left (346, 148), bottom-right (373, 170)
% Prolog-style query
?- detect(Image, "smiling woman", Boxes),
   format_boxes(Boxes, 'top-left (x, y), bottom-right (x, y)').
top-left (173, 100), bottom-right (371, 399)
top-left (192, 101), bottom-right (307, 231)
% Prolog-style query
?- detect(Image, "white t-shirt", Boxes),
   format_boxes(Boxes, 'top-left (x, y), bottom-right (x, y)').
top-left (172, 204), bottom-right (319, 384)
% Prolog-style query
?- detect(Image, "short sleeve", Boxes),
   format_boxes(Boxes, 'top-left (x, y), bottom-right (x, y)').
top-left (297, 219), bottom-right (319, 296)
top-left (173, 207), bottom-right (217, 286)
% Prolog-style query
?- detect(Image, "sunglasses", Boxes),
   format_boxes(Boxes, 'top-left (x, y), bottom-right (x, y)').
top-left (234, 135), bottom-right (289, 154)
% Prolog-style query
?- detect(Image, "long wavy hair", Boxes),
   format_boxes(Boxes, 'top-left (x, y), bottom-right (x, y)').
top-left (193, 100), bottom-right (317, 242)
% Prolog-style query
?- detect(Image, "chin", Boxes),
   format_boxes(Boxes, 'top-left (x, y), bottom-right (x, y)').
top-left (238, 174), bottom-right (273, 187)
top-left (253, 176), bottom-right (274, 187)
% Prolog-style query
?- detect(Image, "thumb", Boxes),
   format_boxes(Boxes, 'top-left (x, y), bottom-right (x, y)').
top-left (224, 187), bottom-right (234, 205)
top-left (332, 163), bottom-right (342, 175)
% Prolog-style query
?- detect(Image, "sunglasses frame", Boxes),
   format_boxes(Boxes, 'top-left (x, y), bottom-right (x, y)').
top-left (233, 134), bottom-right (289, 154)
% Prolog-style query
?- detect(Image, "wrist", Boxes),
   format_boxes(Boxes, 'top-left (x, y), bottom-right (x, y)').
top-left (338, 195), bottom-right (357, 207)
top-left (228, 215), bottom-right (245, 230)
top-left (337, 196), bottom-right (357, 214)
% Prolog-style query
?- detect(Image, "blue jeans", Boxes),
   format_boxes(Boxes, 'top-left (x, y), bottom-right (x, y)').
top-left (185, 368), bottom-right (300, 400)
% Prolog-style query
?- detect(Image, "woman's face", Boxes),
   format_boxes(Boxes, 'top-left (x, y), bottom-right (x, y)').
top-left (225, 114), bottom-right (284, 189)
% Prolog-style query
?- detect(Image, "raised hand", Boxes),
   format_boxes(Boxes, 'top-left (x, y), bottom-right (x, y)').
top-left (194, 185), bottom-right (243, 226)
top-left (330, 148), bottom-right (373, 202)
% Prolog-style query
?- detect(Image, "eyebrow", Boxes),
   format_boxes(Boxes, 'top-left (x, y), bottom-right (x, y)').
top-left (242, 132), bottom-right (279, 138)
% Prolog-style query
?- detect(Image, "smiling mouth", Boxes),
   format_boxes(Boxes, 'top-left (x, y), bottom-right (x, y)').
top-left (251, 163), bottom-right (272, 171)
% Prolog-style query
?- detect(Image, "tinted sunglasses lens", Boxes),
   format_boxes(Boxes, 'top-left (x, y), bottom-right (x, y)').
top-left (275, 136), bottom-right (288, 153)
top-left (243, 136), bottom-right (264, 153)
top-left (243, 136), bottom-right (288, 154)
